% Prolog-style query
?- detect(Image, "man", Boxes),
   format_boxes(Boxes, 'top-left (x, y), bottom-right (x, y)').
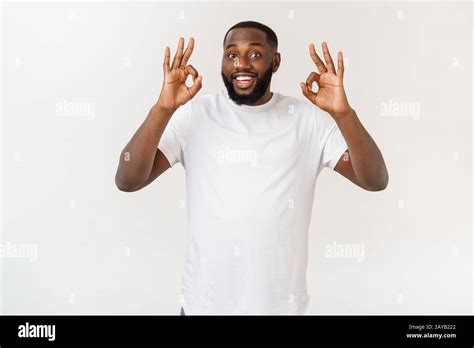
top-left (115, 21), bottom-right (388, 315)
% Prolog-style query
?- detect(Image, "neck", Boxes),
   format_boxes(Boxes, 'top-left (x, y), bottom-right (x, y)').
top-left (248, 89), bottom-right (273, 106)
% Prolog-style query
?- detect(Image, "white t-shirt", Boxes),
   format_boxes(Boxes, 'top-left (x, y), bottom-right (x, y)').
top-left (158, 89), bottom-right (348, 315)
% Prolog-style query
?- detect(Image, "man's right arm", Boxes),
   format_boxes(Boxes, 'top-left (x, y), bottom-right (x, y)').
top-left (115, 105), bottom-right (175, 192)
top-left (114, 37), bottom-right (202, 192)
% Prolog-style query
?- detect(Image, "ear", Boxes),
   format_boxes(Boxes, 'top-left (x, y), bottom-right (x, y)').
top-left (273, 52), bottom-right (281, 73)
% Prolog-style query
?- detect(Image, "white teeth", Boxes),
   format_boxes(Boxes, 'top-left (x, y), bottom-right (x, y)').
top-left (235, 76), bottom-right (253, 81)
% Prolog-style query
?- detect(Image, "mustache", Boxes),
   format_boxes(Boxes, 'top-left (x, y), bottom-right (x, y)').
top-left (221, 64), bottom-right (273, 105)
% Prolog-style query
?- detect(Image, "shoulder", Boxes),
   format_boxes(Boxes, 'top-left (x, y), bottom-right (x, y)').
top-left (275, 93), bottom-right (338, 140)
top-left (277, 93), bottom-right (335, 125)
top-left (273, 93), bottom-right (319, 123)
top-left (192, 90), bottom-right (226, 108)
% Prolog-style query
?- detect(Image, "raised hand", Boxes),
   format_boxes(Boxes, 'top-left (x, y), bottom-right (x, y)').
top-left (157, 37), bottom-right (202, 111)
top-left (300, 42), bottom-right (351, 118)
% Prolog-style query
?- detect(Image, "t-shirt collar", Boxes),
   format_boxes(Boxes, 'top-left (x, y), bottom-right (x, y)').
top-left (222, 89), bottom-right (279, 113)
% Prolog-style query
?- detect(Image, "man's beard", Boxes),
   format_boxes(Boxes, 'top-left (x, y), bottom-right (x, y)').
top-left (221, 64), bottom-right (273, 105)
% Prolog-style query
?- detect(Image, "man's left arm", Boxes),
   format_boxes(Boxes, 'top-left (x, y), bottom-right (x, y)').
top-left (300, 42), bottom-right (388, 191)
top-left (332, 108), bottom-right (389, 191)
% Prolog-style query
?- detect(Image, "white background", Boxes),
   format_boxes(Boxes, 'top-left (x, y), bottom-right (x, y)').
top-left (1, 1), bottom-right (472, 314)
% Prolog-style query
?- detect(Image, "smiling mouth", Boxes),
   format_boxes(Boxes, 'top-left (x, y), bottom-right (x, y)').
top-left (233, 74), bottom-right (257, 90)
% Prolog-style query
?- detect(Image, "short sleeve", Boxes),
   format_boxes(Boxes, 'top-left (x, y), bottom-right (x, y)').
top-left (158, 100), bottom-right (193, 167)
top-left (317, 108), bottom-right (348, 170)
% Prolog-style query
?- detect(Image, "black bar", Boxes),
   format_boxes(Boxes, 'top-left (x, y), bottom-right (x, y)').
top-left (0, 315), bottom-right (472, 346)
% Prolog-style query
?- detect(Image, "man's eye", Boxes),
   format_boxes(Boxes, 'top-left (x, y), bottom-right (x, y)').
top-left (228, 53), bottom-right (237, 59)
top-left (250, 52), bottom-right (261, 59)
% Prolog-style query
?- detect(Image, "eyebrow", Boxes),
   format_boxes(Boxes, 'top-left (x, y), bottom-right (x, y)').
top-left (225, 42), bottom-right (265, 50)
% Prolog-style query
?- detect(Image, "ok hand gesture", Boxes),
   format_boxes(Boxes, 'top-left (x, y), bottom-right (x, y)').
top-left (300, 42), bottom-right (351, 119)
top-left (157, 37), bottom-right (203, 111)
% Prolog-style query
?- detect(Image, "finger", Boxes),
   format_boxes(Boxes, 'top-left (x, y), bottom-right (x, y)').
top-left (187, 75), bottom-right (203, 97)
top-left (337, 51), bottom-right (344, 78)
top-left (171, 37), bottom-right (185, 69)
top-left (184, 64), bottom-right (199, 82)
top-left (322, 42), bottom-right (336, 73)
top-left (305, 71), bottom-right (320, 89)
top-left (309, 43), bottom-right (327, 74)
top-left (300, 82), bottom-right (309, 98)
top-left (163, 46), bottom-right (171, 73)
top-left (180, 37), bottom-right (195, 67)
top-left (300, 82), bottom-right (317, 101)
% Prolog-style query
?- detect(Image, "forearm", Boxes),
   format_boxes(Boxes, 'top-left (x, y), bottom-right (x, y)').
top-left (333, 108), bottom-right (389, 190)
top-left (115, 104), bottom-right (176, 190)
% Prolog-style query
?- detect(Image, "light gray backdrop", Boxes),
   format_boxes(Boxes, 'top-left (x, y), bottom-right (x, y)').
top-left (1, 1), bottom-right (472, 314)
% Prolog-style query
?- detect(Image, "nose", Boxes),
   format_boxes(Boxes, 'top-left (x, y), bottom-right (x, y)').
top-left (234, 56), bottom-right (251, 69)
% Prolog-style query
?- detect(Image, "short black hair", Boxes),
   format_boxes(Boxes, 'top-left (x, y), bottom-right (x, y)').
top-left (223, 21), bottom-right (278, 50)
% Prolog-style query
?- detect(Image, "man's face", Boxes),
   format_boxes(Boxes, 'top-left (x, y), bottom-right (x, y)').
top-left (221, 27), bottom-right (280, 105)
